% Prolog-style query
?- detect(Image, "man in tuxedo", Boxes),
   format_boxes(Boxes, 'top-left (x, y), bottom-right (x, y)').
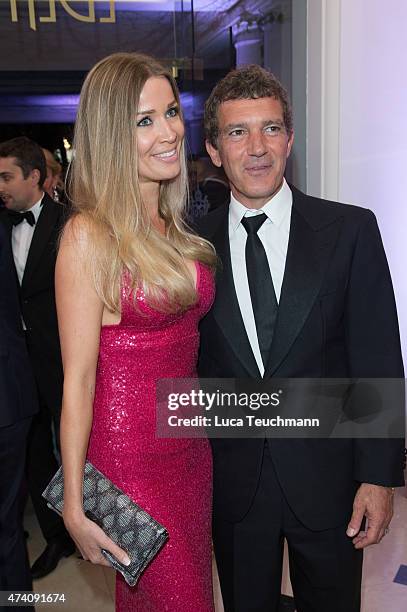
top-left (0, 137), bottom-right (75, 579)
top-left (0, 222), bottom-right (38, 599)
top-left (198, 65), bottom-right (404, 611)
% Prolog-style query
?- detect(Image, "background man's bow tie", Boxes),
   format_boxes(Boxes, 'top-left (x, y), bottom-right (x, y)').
top-left (8, 209), bottom-right (36, 227)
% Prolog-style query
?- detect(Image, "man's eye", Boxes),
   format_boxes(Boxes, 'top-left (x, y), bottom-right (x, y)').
top-left (229, 129), bottom-right (245, 137)
top-left (137, 116), bottom-right (152, 127)
top-left (166, 106), bottom-right (179, 118)
top-left (265, 125), bottom-right (282, 134)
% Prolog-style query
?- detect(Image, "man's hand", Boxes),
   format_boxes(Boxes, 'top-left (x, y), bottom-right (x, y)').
top-left (346, 483), bottom-right (394, 549)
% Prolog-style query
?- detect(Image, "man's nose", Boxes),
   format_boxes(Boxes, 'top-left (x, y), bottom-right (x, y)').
top-left (247, 131), bottom-right (267, 157)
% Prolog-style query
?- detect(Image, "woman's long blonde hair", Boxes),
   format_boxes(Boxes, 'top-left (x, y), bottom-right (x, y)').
top-left (69, 52), bottom-right (216, 313)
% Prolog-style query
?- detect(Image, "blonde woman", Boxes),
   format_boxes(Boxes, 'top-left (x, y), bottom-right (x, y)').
top-left (56, 53), bottom-right (216, 611)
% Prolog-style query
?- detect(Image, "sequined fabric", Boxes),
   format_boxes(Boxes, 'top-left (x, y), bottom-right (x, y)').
top-left (87, 262), bottom-right (215, 611)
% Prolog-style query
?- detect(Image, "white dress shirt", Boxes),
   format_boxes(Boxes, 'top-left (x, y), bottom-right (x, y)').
top-left (229, 179), bottom-right (292, 376)
top-left (11, 196), bottom-right (44, 286)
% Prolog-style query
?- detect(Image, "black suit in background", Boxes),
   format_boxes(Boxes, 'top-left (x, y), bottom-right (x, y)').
top-left (0, 222), bottom-right (38, 595)
top-left (198, 186), bottom-right (405, 612)
top-left (0, 193), bottom-right (69, 545)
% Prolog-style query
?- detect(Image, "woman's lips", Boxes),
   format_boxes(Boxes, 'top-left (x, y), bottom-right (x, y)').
top-left (152, 148), bottom-right (178, 162)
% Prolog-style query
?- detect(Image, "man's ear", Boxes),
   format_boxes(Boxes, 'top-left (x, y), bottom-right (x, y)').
top-left (205, 139), bottom-right (222, 168)
top-left (286, 130), bottom-right (295, 159)
top-left (30, 168), bottom-right (41, 187)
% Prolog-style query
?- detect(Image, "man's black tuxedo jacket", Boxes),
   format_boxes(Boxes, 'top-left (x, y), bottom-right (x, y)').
top-left (0, 222), bottom-right (38, 427)
top-left (197, 185), bottom-right (405, 531)
top-left (0, 194), bottom-right (67, 410)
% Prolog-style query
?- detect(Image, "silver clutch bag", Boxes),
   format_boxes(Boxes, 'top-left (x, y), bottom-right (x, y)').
top-left (42, 461), bottom-right (168, 586)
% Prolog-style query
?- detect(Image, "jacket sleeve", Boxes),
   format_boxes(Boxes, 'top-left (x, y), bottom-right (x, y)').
top-left (345, 210), bottom-right (405, 486)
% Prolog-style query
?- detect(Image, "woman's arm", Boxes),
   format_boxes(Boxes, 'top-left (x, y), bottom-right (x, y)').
top-left (56, 217), bottom-right (130, 567)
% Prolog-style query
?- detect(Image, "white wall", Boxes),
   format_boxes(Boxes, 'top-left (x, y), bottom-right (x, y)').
top-left (339, 0), bottom-right (407, 356)
top-left (307, 0), bottom-right (407, 357)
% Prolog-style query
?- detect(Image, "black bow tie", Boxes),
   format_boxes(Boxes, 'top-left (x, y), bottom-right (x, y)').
top-left (8, 209), bottom-right (36, 227)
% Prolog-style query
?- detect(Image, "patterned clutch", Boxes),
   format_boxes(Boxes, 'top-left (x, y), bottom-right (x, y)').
top-left (42, 461), bottom-right (168, 586)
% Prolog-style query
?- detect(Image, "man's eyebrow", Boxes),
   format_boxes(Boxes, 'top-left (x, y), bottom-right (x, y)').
top-left (264, 118), bottom-right (285, 126)
top-left (223, 118), bottom-right (285, 132)
top-left (222, 122), bottom-right (249, 132)
top-left (0, 171), bottom-right (12, 177)
top-left (137, 100), bottom-right (178, 116)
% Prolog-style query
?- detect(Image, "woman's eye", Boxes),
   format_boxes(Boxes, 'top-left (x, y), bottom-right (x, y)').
top-left (137, 116), bottom-right (152, 127)
top-left (166, 107), bottom-right (179, 118)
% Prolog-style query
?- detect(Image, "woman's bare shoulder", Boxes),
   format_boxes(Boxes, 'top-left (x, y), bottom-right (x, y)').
top-left (60, 213), bottom-right (95, 251)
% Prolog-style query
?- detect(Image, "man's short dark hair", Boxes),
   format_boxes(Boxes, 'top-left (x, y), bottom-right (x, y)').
top-left (0, 136), bottom-right (46, 188)
top-left (204, 64), bottom-right (293, 148)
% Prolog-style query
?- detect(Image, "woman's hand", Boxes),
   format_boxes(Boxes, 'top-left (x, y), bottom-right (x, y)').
top-left (63, 510), bottom-right (131, 568)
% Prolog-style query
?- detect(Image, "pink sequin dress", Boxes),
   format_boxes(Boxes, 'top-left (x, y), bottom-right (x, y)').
top-left (87, 262), bottom-right (215, 611)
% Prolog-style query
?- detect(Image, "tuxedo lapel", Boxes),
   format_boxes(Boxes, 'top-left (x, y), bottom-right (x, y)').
top-left (264, 190), bottom-right (342, 377)
top-left (22, 195), bottom-right (59, 291)
top-left (210, 207), bottom-right (260, 377)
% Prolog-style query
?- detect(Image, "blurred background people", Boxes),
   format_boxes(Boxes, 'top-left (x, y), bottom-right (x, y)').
top-left (42, 147), bottom-right (63, 202)
top-left (188, 156), bottom-right (230, 220)
top-left (0, 222), bottom-right (38, 601)
top-left (0, 137), bottom-right (75, 581)
top-left (195, 157), bottom-right (230, 211)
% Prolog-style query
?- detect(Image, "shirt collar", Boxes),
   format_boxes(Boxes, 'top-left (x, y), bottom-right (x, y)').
top-left (22, 194), bottom-right (44, 223)
top-left (229, 178), bottom-right (292, 234)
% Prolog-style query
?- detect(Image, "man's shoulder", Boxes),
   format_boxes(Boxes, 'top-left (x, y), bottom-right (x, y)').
top-left (195, 203), bottom-right (228, 239)
top-left (40, 193), bottom-right (69, 228)
top-left (0, 221), bottom-right (15, 287)
top-left (42, 192), bottom-right (62, 214)
top-left (194, 187), bottom-right (376, 237)
top-left (291, 185), bottom-right (375, 229)
top-left (0, 216), bottom-right (8, 251)
top-left (0, 206), bottom-right (9, 224)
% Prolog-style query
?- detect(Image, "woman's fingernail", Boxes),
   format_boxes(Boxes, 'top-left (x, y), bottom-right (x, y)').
top-left (123, 556), bottom-right (131, 566)
top-left (347, 527), bottom-right (356, 537)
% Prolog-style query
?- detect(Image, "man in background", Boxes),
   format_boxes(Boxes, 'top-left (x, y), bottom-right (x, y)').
top-left (0, 137), bottom-right (74, 580)
top-left (0, 221), bottom-right (38, 600)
